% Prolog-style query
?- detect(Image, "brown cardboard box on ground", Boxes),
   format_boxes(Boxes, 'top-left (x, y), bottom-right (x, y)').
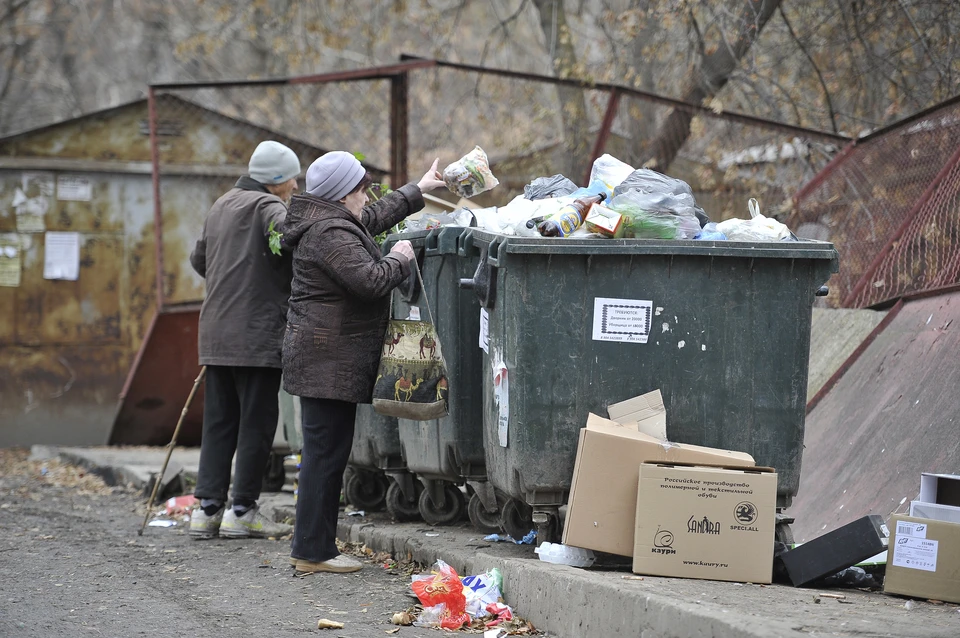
top-left (633, 463), bottom-right (778, 583)
top-left (884, 515), bottom-right (960, 604)
top-left (561, 408), bottom-right (754, 557)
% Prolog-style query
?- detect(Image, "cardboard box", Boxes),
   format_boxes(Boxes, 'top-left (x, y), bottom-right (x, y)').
top-left (633, 463), bottom-right (777, 583)
top-left (918, 473), bottom-right (960, 506)
top-left (585, 203), bottom-right (625, 238)
top-left (606, 389), bottom-right (667, 440)
top-left (562, 412), bottom-right (754, 557)
top-left (884, 515), bottom-right (960, 604)
top-left (909, 501), bottom-right (960, 525)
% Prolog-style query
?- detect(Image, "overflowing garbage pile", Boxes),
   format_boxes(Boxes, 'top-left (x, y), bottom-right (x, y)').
top-left (412, 148), bottom-right (797, 242)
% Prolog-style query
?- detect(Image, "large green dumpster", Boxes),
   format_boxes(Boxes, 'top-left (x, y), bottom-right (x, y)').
top-left (385, 227), bottom-right (498, 531)
top-left (460, 229), bottom-right (838, 542)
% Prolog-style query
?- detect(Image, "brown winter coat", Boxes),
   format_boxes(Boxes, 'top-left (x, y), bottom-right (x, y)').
top-left (281, 183), bottom-right (424, 402)
top-left (190, 176), bottom-right (291, 368)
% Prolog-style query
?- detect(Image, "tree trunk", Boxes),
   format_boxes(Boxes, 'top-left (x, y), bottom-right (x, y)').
top-left (642, 0), bottom-right (782, 172)
top-left (531, 0), bottom-right (592, 180)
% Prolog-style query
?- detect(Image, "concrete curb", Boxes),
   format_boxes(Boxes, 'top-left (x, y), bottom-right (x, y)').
top-left (335, 519), bottom-right (806, 638)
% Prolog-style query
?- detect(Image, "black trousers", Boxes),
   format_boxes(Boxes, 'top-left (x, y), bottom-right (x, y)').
top-left (193, 365), bottom-right (282, 504)
top-left (291, 397), bottom-right (356, 563)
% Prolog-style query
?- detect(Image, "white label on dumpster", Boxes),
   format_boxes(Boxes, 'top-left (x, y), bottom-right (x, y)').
top-left (492, 358), bottom-right (508, 447)
top-left (592, 297), bottom-right (653, 344)
top-left (479, 308), bottom-right (489, 353)
top-left (892, 536), bottom-right (938, 572)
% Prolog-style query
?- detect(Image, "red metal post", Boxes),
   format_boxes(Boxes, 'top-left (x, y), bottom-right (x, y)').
top-left (843, 143), bottom-right (960, 307)
top-left (147, 87), bottom-right (165, 310)
top-left (390, 72), bottom-right (409, 189)
top-left (788, 140), bottom-right (857, 228)
top-left (585, 88), bottom-right (620, 186)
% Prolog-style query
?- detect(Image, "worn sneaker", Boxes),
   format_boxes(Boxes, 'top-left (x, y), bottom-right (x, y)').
top-left (295, 554), bottom-right (363, 574)
top-left (188, 506), bottom-right (223, 540)
top-left (219, 505), bottom-right (292, 539)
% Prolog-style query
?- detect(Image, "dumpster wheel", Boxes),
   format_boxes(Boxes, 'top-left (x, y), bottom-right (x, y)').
top-left (386, 480), bottom-right (422, 522)
top-left (343, 470), bottom-right (388, 512)
top-left (500, 498), bottom-right (534, 542)
top-left (467, 493), bottom-right (502, 534)
top-left (418, 482), bottom-right (465, 526)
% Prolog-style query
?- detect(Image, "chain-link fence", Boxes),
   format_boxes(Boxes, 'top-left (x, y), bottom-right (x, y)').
top-left (790, 96), bottom-right (960, 309)
top-left (147, 57), bottom-right (848, 309)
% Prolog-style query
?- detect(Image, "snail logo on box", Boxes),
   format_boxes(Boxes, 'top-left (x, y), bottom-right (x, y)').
top-left (730, 501), bottom-right (760, 532)
top-left (687, 515), bottom-right (721, 535)
top-left (651, 526), bottom-right (676, 555)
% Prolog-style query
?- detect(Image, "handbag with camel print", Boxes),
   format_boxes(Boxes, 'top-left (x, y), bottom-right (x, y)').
top-left (371, 261), bottom-right (449, 420)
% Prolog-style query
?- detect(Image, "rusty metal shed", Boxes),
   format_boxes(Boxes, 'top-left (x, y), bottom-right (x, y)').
top-left (0, 96), bottom-right (342, 447)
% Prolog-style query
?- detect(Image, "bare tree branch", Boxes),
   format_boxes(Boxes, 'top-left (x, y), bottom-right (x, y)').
top-left (777, 4), bottom-right (838, 133)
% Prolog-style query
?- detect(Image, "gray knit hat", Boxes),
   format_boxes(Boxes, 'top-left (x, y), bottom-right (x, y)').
top-left (248, 141), bottom-right (301, 185)
top-left (306, 151), bottom-right (365, 201)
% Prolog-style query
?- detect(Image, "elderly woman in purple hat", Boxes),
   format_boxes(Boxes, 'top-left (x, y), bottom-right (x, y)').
top-left (281, 152), bottom-right (444, 574)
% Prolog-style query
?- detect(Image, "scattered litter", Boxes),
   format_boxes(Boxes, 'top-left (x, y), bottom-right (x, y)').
top-left (484, 629), bottom-right (507, 638)
top-left (534, 542), bottom-right (595, 567)
top-left (391, 611), bottom-right (414, 626)
top-left (462, 568), bottom-right (503, 618)
top-left (483, 530), bottom-right (536, 545)
top-left (386, 629), bottom-right (401, 635)
top-left (621, 576), bottom-right (645, 581)
top-left (411, 560), bottom-right (471, 629)
top-left (316, 618), bottom-right (344, 629)
top-left (147, 520), bottom-right (177, 528)
top-left (425, 532), bottom-right (440, 537)
top-left (904, 600), bottom-right (916, 610)
top-left (819, 593), bottom-right (845, 600)
top-left (346, 510), bottom-right (365, 517)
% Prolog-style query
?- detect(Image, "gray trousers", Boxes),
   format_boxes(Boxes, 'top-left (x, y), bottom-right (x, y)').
top-left (194, 365), bottom-right (282, 505)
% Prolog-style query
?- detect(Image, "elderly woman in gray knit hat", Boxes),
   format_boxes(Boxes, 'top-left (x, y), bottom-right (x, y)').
top-left (281, 152), bottom-right (444, 573)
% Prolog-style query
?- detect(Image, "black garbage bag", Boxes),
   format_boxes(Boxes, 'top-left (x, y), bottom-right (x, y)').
top-left (524, 174), bottom-right (578, 200)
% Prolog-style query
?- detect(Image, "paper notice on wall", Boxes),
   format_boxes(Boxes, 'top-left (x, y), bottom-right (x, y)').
top-left (479, 308), bottom-right (489, 353)
top-left (592, 297), bottom-right (653, 344)
top-left (43, 231), bottom-right (80, 281)
top-left (892, 536), bottom-right (938, 572)
top-left (492, 358), bottom-right (508, 447)
top-left (13, 171), bottom-right (54, 233)
top-left (0, 234), bottom-right (21, 287)
top-left (57, 175), bottom-right (93, 202)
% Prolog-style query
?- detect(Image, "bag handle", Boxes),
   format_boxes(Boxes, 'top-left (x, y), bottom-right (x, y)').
top-left (389, 258), bottom-right (444, 358)
top-left (390, 258), bottom-right (437, 327)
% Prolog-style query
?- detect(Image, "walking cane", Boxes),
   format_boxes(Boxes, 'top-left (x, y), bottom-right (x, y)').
top-left (138, 366), bottom-right (207, 536)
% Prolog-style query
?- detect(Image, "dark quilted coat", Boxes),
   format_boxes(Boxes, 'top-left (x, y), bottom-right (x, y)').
top-left (281, 183), bottom-right (423, 402)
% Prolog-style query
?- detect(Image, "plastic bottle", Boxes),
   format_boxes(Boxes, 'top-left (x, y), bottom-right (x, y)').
top-left (537, 193), bottom-right (606, 237)
top-left (534, 542), bottom-right (596, 567)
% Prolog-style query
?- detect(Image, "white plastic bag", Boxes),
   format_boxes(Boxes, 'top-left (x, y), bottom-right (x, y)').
top-left (589, 154), bottom-right (635, 196)
top-left (443, 146), bottom-right (500, 198)
top-left (715, 199), bottom-right (792, 241)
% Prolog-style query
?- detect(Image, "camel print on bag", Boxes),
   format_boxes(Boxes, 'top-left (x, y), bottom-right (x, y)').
top-left (372, 319), bottom-right (449, 420)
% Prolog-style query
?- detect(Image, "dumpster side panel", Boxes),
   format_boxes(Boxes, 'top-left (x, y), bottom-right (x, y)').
top-left (481, 242), bottom-right (834, 509)
top-left (394, 229), bottom-right (486, 482)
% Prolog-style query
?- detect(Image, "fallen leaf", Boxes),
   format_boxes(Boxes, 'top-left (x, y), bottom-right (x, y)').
top-left (317, 618), bottom-right (344, 630)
